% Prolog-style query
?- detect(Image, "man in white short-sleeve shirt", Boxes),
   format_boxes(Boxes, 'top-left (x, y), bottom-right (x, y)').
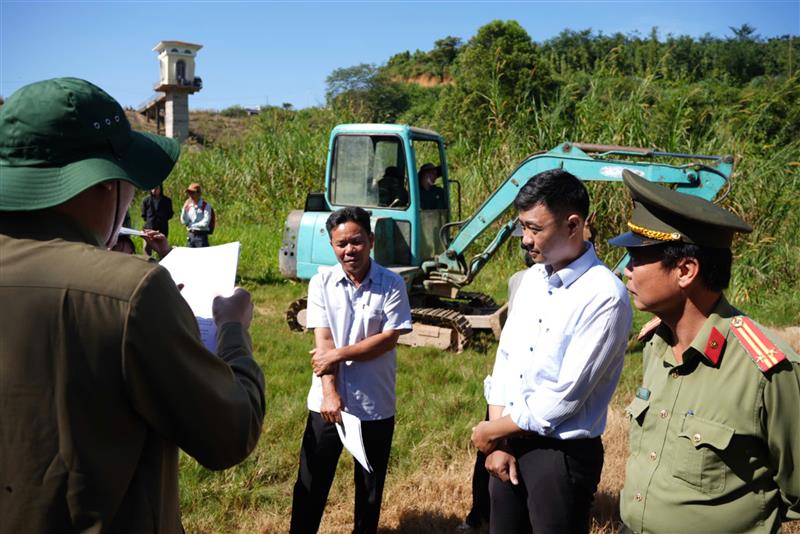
top-left (290, 207), bottom-right (412, 534)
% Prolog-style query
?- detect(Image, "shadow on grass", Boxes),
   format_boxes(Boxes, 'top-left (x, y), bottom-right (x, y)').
top-left (467, 331), bottom-right (499, 355)
top-left (239, 273), bottom-right (290, 286)
top-left (378, 509), bottom-right (485, 534)
top-left (591, 490), bottom-right (622, 532)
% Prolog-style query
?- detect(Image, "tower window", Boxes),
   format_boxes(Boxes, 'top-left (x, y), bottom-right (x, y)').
top-left (176, 60), bottom-right (186, 84)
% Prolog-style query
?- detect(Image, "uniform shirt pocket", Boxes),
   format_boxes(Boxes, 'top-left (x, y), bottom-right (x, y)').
top-left (625, 396), bottom-right (650, 457)
top-left (671, 413), bottom-right (734, 494)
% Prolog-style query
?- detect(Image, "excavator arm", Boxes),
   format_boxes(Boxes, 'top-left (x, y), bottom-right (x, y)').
top-left (422, 143), bottom-right (733, 291)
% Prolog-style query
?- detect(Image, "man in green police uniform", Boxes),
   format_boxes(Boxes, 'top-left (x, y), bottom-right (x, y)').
top-left (610, 170), bottom-right (800, 533)
top-left (0, 78), bottom-right (265, 533)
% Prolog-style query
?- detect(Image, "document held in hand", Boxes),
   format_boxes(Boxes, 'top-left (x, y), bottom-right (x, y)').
top-left (159, 242), bottom-right (241, 351)
top-left (336, 411), bottom-right (373, 473)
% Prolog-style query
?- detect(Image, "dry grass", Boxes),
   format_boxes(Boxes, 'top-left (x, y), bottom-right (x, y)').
top-left (126, 109), bottom-right (253, 147)
top-left (228, 410), bottom-right (631, 533)
top-left (234, 402), bottom-right (800, 534)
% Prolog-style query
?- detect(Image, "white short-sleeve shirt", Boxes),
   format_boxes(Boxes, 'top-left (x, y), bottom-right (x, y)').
top-left (305, 260), bottom-right (412, 421)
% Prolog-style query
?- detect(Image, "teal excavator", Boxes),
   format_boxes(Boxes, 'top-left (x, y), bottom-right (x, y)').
top-left (280, 124), bottom-right (733, 351)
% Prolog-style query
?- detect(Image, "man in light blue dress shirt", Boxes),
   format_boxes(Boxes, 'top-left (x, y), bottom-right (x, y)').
top-left (289, 207), bottom-right (412, 534)
top-left (471, 169), bottom-right (632, 534)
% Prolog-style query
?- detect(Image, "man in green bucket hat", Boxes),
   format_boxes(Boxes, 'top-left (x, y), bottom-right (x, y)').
top-left (610, 170), bottom-right (800, 534)
top-left (0, 78), bottom-right (265, 533)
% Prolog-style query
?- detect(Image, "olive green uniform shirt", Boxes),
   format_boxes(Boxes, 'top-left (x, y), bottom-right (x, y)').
top-left (0, 212), bottom-right (265, 533)
top-left (621, 296), bottom-right (800, 533)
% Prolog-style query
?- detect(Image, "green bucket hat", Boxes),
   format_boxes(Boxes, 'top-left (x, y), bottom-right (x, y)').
top-left (609, 169), bottom-right (752, 248)
top-left (0, 77), bottom-right (180, 211)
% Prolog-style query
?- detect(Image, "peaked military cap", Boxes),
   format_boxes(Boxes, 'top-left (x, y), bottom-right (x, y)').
top-left (609, 169), bottom-right (752, 248)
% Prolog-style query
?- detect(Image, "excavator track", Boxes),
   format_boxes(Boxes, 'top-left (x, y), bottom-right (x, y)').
top-left (410, 307), bottom-right (473, 352)
top-left (286, 297), bottom-right (308, 332)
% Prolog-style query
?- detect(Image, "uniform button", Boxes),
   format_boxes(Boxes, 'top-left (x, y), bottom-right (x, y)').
top-left (670, 371), bottom-right (679, 379)
top-left (659, 409), bottom-right (668, 419)
top-left (693, 433), bottom-right (702, 444)
top-left (634, 492), bottom-right (643, 502)
top-left (649, 451), bottom-right (657, 461)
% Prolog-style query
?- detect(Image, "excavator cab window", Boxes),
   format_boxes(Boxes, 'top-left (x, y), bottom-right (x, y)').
top-left (330, 134), bottom-right (409, 209)
top-left (412, 138), bottom-right (446, 211)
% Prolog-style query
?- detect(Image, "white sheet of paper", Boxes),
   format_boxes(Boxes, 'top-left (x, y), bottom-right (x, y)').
top-left (336, 411), bottom-right (372, 473)
top-left (158, 242), bottom-right (240, 351)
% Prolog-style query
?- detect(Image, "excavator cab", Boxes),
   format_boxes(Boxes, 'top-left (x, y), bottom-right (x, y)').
top-left (280, 124), bottom-right (453, 283)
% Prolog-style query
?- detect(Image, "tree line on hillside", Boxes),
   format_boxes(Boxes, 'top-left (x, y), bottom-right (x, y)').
top-left (324, 20), bottom-right (799, 145)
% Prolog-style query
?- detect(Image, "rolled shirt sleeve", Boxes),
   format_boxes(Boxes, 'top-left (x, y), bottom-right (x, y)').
top-left (380, 275), bottom-right (412, 333)
top-left (488, 346), bottom-right (511, 407)
top-left (305, 273), bottom-right (329, 329)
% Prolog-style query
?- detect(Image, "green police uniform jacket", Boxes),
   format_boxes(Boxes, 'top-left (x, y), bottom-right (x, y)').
top-left (621, 296), bottom-right (800, 533)
top-left (0, 212), bottom-right (265, 533)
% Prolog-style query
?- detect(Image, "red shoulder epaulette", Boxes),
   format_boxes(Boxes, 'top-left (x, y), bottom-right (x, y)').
top-left (637, 317), bottom-right (661, 342)
top-left (730, 316), bottom-right (786, 372)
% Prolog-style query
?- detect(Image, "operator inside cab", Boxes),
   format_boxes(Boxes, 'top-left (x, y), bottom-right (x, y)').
top-left (418, 162), bottom-right (446, 210)
top-left (377, 166), bottom-right (409, 208)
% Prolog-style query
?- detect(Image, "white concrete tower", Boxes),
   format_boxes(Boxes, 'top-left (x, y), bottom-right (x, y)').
top-left (153, 41), bottom-right (202, 142)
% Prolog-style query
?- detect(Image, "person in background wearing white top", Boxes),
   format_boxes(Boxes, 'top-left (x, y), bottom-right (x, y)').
top-left (471, 169), bottom-right (632, 534)
top-left (290, 207), bottom-right (413, 534)
top-left (180, 182), bottom-right (212, 247)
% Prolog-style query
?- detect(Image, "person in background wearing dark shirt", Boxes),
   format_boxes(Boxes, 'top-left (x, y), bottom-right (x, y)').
top-left (141, 184), bottom-right (174, 255)
top-left (418, 162), bottom-right (447, 210)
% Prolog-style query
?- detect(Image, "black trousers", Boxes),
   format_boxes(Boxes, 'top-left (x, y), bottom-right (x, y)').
top-left (465, 406), bottom-right (491, 527)
top-left (187, 231), bottom-right (209, 248)
top-left (489, 435), bottom-right (603, 534)
top-left (290, 411), bottom-right (394, 534)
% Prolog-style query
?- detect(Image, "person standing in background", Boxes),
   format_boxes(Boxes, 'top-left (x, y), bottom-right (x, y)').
top-left (181, 182), bottom-right (212, 247)
top-left (141, 184), bottom-right (174, 255)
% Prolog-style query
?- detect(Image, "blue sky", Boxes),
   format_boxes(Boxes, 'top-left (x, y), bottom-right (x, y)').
top-left (2, 1), bottom-right (798, 110)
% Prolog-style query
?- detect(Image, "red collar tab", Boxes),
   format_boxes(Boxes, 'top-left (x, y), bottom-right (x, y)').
top-left (730, 316), bottom-right (787, 373)
top-left (703, 327), bottom-right (725, 365)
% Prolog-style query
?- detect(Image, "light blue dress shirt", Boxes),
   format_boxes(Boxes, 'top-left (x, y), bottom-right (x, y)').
top-left (488, 243), bottom-right (632, 439)
top-left (305, 260), bottom-right (412, 421)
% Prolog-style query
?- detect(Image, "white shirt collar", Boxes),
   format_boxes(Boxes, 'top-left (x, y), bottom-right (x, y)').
top-left (333, 259), bottom-right (375, 288)
top-left (538, 242), bottom-right (599, 289)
